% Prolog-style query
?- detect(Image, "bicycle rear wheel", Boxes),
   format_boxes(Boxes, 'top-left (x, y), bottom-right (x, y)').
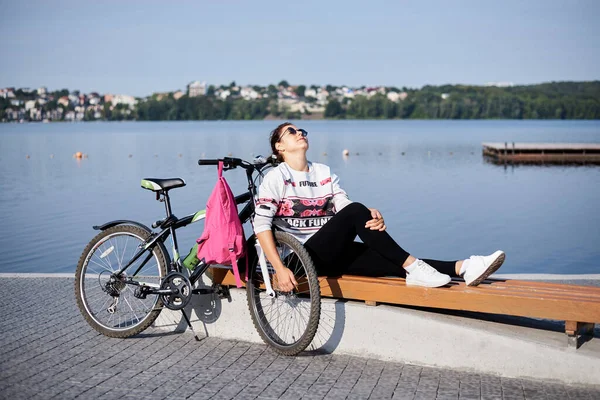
top-left (246, 231), bottom-right (321, 355)
top-left (75, 225), bottom-right (167, 338)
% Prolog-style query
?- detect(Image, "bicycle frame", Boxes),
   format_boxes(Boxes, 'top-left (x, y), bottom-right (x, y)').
top-left (95, 160), bottom-right (263, 283)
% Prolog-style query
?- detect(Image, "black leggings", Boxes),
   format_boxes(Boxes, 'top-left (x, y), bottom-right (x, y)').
top-left (303, 202), bottom-right (458, 278)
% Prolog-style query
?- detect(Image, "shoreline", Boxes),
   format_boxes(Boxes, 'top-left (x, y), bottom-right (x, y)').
top-left (2, 272), bottom-right (600, 280)
top-left (3, 116), bottom-right (600, 123)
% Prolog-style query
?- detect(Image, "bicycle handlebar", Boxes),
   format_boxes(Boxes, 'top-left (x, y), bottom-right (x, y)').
top-left (197, 159), bottom-right (221, 166)
top-left (197, 156), bottom-right (277, 171)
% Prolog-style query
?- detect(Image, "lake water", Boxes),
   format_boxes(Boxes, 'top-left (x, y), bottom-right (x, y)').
top-left (0, 120), bottom-right (599, 275)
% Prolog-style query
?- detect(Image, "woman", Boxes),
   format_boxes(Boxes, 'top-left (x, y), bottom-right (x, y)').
top-left (253, 122), bottom-right (505, 292)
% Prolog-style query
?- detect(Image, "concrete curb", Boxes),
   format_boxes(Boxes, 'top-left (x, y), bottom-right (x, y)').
top-left (3, 272), bottom-right (600, 281)
top-left (0, 273), bottom-right (76, 278)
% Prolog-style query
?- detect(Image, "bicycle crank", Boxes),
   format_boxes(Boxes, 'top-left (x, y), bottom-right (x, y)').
top-left (160, 272), bottom-right (192, 310)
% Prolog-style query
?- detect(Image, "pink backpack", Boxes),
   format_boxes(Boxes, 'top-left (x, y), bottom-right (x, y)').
top-left (196, 161), bottom-right (245, 288)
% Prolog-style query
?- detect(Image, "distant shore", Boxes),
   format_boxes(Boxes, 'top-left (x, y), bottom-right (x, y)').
top-left (3, 81), bottom-right (599, 123)
top-left (5, 113), bottom-right (600, 123)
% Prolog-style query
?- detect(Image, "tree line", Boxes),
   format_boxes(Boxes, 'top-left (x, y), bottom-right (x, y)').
top-left (134, 81), bottom-right (600, 120)
top-left (326, 82), bottom-right (600, 119)
top-left (2, 81), bottom-right (599, 121)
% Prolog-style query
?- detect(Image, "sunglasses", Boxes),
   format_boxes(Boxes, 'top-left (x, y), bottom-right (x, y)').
top-left (282, 127), bottom-right (308, 139)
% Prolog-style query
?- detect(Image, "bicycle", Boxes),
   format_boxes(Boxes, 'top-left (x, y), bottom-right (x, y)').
top-left (75, 156), bottom-right (321, 356)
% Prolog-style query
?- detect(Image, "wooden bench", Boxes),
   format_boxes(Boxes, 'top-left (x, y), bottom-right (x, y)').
top-left (210, 269), bottom-right (600, 349)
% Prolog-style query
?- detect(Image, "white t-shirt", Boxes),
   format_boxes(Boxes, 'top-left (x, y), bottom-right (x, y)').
top-left (253, 162), bottom-right (353, 243)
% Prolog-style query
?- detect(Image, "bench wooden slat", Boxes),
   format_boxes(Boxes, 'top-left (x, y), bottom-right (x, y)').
top-left (343, 275), bottom-right (600, 296)
top-left (316, 276), bottom-right (600, 303)
top-left (338, 276), bottom-right (600, 297)
top-left (479, 279), bottom-right (600, 298)
top-left (320, 277), bottom-right (600, 323)
top-left (461, 282), bottom-right (600, 301)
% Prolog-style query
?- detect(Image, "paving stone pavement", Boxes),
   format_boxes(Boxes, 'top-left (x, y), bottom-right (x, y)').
top-left (1, 277), bottom-right (599, 400)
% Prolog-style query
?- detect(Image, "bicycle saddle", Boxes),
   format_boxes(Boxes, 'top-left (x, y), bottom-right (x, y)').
top-left (141, 178), bottom-right (186, 192)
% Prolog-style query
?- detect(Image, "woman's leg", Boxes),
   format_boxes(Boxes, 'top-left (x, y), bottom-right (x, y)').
top-left (421, 258), bottom-right (459, 277)
top-left (303, 202), bottom-right (504, 286)
top-left (304, 202), bottom-right (409, 275)
top-left (340, 242), bottom-right (459, 278)
top-left (340, 242), bottom-right (405, 277)
top-left (304, 202), bottom-right (458, 277)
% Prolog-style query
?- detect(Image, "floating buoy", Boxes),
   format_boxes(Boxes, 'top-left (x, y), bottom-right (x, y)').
top-left (50, 154), bottom-right (54, 159)
top-left (449, 152), bottom-right (453, 155)
top-left (401, 152), bottom-right (405, 156)
top-left (378, 152), bottom-right (383, 156)
top-left (154, 154), bottom-right (158, 158)
top-left (322, 152), bottom-right (327, 156)
top-left (26, 154), bottom-right (30, 159)
top-left (178, 154), bottom-right (183, 158)
top-left (343, 149), bottom-right (350, 156)
top-left (74, 152), bottom-right (83, 159)
top-left (128, 154), bottom-right (133, 158)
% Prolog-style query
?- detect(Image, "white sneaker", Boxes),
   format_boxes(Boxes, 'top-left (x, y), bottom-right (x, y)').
top-left (406, 259), bottom-right (451, 288)
top-left (463, 250), bottom-right (505, 286)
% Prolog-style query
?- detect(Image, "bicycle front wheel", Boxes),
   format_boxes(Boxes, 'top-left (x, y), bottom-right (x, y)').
top-left (75, 225), bottom-right (167, 338)
top-left (246, 231), bottom-right (321, 355)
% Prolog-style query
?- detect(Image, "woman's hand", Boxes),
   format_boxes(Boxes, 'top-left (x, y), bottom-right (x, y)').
top-left (275, 266), bottom-right (298, 292)
top-left (256, 231), bottom-right (298, 292)
top-left (366, 208), bottom-right (386, 231)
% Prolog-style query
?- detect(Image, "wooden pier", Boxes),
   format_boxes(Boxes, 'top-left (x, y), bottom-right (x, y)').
top-left (482, 142), bottom-right (600, 164)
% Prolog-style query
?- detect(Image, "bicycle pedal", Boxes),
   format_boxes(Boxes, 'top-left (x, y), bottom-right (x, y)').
top-left (213, 285), bottom-right (231, 301)
top-left (134, 286), bottom-right (147, 299)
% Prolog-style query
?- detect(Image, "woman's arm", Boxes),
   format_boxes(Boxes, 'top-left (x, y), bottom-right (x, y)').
top-left (331, 173), bottom-right (353, 211)
top-left (256, 231), bottom-right (297, 292)
top-left (253, 170), bottom-right (298, 292)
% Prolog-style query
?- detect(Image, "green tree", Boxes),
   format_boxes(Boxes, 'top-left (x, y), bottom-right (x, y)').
top-left (84, 108), bottom-right (96, 121)
top-left (267, 85), bottom-right (278, 97)
top-left (52, 89), bottom-right (69, 98)
top-left (325, 99), bottom-right (344, 118)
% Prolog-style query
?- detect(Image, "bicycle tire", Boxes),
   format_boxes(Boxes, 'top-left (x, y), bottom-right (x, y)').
top-left (75, 225), bottom-right (167, 338)
top-left (246, 231), bottom-right (321, 355)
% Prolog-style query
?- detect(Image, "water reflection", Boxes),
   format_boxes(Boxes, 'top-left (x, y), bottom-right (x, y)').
top-left (484, 155), bottom-right (600, 168)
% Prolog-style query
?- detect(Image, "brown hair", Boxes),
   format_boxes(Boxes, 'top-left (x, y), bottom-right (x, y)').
top-left (269, 122), bottom-right (293, 162)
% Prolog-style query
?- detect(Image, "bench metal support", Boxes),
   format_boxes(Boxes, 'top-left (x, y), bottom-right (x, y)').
top-left (566, 321), bottom-right (595, 349)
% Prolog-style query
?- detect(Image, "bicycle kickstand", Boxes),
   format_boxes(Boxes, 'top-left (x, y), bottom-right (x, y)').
top-left (180, 309), bottom-right (201, 341)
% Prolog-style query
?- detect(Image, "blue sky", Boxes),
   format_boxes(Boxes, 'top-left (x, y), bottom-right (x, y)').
top-left (1, 0), bottom-right (598, 96)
